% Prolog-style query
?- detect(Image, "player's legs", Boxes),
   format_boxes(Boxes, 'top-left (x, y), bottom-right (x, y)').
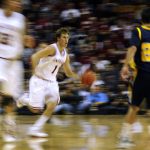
top-left (1, 95), bottom-right (18, 142)
top-left (117, 71), bottom-right (145, 148)
top-left (125, 105), bottom-right (139, 124)
top-left (128, 80), bottom-right (143, 131)
top-left (28, 98), bottom-right (58, 137)
top-left (117, 106), bottom-right (140, 148)
top-left (0, 60), bottom-right (21, 142)
top-left (28, 99), bottom-right (59, 137)
top-left (22, 76), bottom-right (60, 137)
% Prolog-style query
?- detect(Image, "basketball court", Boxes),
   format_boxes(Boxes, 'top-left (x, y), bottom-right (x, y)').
top-left (0, 115), bottom-right (150, 150)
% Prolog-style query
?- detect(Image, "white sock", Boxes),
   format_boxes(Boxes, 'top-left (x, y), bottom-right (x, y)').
top-left (4, 114), bottom-right (17, 134)
top-left (31, 115), bottom-right (49, 130)
top-left (120, 123), bottom-right (132, 140)
top-left (4, 114), bottom-right (16, 125)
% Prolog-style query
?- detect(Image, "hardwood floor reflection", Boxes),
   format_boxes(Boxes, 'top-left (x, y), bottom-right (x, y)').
top-left (0, 115), bottom-right (150, 150)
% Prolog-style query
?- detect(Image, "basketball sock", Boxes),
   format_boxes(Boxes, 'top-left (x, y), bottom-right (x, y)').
top-left (31, 115), bottom-right (49, 130)
top-left (4, 114), bottom-right (16, 124)
top-left (3, 114), bottom-right (17, 135)
top-left (119, 123), bottom-right (132, 140)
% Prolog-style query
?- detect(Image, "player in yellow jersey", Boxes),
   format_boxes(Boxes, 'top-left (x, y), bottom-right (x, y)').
top-left (118, 7), bottom-right (150, 148)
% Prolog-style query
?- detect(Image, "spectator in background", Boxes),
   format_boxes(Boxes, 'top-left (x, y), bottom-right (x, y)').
top-left (23, 35), bottom-right (36, 85)
top-left (60, 2), bottom-right (80, 27)
top-left (77, 80), bottom-right (109, 114)
top-left (54, 82), bottom-right (82, 114)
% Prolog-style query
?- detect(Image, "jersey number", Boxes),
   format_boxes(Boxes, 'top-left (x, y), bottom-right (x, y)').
top-left (0, 32), bottom-right (12, 46)
top-left (51, 65), bottom-right (58, 74)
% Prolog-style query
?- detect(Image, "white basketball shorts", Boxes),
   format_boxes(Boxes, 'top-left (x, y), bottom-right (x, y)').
top-left (29, 75), bottom-right (60, 110)
top-left (0, 58), bottom-right (24, 98)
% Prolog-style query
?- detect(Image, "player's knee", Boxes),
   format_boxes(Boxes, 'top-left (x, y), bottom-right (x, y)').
top-left (46, 100), bottom-right (57, 110)
top-left (46, 95), bottom-right (58, 107)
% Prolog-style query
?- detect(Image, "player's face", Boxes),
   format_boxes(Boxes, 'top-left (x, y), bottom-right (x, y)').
top-left (58, 33), bottom-right (69, 48)
top-left (6, 0), bottom-right (22, 12)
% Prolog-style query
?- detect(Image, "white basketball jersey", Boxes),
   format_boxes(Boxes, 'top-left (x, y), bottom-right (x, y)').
top-left (0, 9), bottom-right (25, 58)
top-left (35, 43), bottom-right (67, 81)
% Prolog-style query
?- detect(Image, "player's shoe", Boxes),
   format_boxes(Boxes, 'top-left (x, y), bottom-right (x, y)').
top-left (27, 127), bottom-right (48, 138)
top-left (2, 134), bottom-right (18, 142)
top-left (132, 122), bottom-right (143, 133)
top-left (117, 137), bottom-right (135, 149)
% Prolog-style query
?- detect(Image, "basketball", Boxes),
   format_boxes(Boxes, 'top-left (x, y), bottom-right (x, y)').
top-left (81, 71), bottom-right (97, 86)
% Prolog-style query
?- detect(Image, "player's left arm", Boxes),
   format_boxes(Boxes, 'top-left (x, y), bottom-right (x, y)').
top-left (63, 54), bottom-right (79, 79)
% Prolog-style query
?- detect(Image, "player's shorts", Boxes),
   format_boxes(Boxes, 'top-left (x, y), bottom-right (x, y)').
top-left (129, 70), bottom-right (150, 107)
top-left (0, 58), bottom-right (24, 98)
top-left (29, 75), bottom-right (60, 110)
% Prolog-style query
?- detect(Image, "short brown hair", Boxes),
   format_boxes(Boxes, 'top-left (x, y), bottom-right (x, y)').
top-left (55, 27), bottom-right (70, 40)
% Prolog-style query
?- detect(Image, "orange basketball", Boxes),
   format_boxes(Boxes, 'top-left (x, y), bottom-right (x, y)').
top-left (81, 71), bottom-right (97, 86)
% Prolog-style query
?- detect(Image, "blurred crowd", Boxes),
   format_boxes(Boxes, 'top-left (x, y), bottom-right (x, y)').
top-left (3, 0), bottom-right (150, 115)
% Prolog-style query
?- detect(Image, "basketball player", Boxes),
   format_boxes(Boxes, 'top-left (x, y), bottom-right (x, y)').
top-left (0, 0), bottom-right (26, 142)
top-left (17, 27), bottom-right (79, 137)
top-left (118, 7), bottom-right (150, 148)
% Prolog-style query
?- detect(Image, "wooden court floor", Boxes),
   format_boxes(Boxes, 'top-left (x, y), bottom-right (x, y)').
top-left (0, 115), bottom-right (150, 150)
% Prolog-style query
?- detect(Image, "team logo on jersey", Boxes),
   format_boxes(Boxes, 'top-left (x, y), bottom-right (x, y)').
top-left (53, 58), bottom-right (64, 63)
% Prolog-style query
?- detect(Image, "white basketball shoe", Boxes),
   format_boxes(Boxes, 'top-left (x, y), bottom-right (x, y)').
top-left (132, 122), bottom-right (143, 133)
top-left (117, 136), bottom-right (135, 149)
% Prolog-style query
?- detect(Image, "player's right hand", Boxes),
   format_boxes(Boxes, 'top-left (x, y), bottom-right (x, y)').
top-left (120, 65), bottom-right (130, 81)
